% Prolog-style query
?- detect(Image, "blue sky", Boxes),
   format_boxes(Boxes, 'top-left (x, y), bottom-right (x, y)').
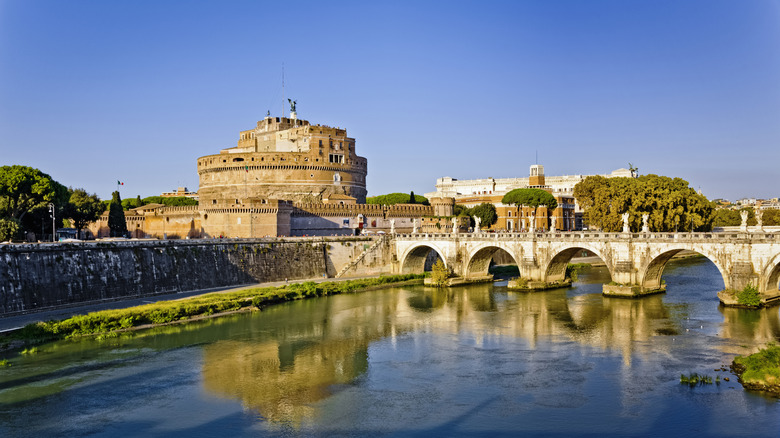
top-left (1, 0), bottom-right (778, 202)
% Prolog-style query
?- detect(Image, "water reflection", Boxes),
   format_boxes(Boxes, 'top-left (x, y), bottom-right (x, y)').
top-left (198, 281), bottom-right (689, 423)
top-left (2, 261), bottom-right (779, 435)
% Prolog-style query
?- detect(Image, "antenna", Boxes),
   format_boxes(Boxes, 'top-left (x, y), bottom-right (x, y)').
top-left (535, 150), bottom-right (538, 164)
top-left (282, 63), bottom-right (285, 117)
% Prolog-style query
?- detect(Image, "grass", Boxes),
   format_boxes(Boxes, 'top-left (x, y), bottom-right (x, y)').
top-left (10, 274), bottom-right (425, 344)
top-left (732, 343), bottom-right (780, 390)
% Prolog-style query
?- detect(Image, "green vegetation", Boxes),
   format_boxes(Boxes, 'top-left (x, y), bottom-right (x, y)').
top-left (732, 344), bottom-right (780, 393)
top-left (367, 193), bottom-right (429, 206)
top-left (20, 347), bottom-right (38, 355)
top-left (107, 191), bottom-right (128, 237)
top-left (429, 259), bottom-right (450, 287)
top-left (0, 165), bottom-right (70, 240)
top-left (736, 284), bottom-right (761, 307)
top-left (12, 274), bottom-right (424, 343)
top-left (680, 373), bottom-right (715, 387)
top-left (502, 188), bottom-right (558, 211)
top-left (65, 189), bottom-right (104, 235)
top-left (0, 218), bottom-right (20, 242)
top-left (713, 208), bottom-right (780, 227)
top-left (0, 359), bottom-right (9, 367)
top-left (566, 263), bottom-right (590, 282)
top-left (573, 174), bottom-right (713, 232)
top-left (469, 203), bottom-right (498, 229)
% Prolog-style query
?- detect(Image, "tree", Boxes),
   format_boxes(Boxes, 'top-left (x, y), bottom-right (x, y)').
top-left (408, 191), bottom-right (416, 204)
top-left (107, 191), bottom-right (128, 237)
top-left (470, 203), bottom-right (497, 230)
top-left (140, 196), bottom-right (198, 207)
top-left (0, 218), bottom-right (20, 241)
top-left (762, 209), bottom-right (780, 226)
top-left (0, 165), bottom-right (59, 222)
top-left (366, 193), bottom-right (430, 205)
top-left (430, 259), bottom-right (449, 287)
top-left (502, 188), bottom-right (558, 210)
top-left (572, 174), bottom-right (714, 232)
top-left (66, 189), bottom-right (104, 235)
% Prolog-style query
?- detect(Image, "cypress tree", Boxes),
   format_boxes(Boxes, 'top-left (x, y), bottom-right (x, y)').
top-left (409, 191), bottom-right (416, 204)
top-left (108, 191), bottom-right (128, 237)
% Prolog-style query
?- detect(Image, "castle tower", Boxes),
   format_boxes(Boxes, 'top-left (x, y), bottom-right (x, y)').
top-left (529, 164), bottom-right (545, 187)
top-left (430, 197), bottom-right (455, 217)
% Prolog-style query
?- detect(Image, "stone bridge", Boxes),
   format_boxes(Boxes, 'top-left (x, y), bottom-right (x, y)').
top-left (392, 231), bottom-right (780, 306)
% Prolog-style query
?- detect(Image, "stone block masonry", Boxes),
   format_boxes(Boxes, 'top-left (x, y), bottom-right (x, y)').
top-left (0, 237), bottom-right (382, 316)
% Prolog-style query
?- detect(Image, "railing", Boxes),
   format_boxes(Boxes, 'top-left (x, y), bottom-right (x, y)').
top-left (335, 235), bottom-right (387, 278)
top-left (394, 231), bottom-right (779, 242)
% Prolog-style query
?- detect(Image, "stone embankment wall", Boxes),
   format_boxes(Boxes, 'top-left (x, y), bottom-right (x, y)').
top-left (0, 237), bottom-right (385, 316)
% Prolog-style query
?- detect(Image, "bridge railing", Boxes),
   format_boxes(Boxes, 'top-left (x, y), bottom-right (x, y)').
top-left (394, 231), bottom-right (779, 242)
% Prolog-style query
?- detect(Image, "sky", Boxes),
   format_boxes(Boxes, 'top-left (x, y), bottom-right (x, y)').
top-left (1, 0), bottom-right (779, 202)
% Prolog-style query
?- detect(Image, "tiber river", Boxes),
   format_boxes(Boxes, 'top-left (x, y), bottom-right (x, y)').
top-left (1, 257), bottom-right (779, 437)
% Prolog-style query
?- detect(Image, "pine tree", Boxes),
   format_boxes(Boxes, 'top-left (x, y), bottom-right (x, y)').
top-left (108, 191), bottom-right (128, 237)
top-left (409, 191), bottom-right (416, 204)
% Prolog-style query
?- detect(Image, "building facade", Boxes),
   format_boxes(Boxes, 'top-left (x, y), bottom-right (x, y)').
top-left (426, 166), bottom-right (634, 231)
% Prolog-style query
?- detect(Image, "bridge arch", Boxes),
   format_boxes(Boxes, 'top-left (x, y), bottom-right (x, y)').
top-left (465, 244), bottom-right (521, 277)
top-left (399, 243), bottom-right (448, 274)
top-left (639, 248), bottom-right (728, 291)
top-left (543, 245), bottom-right (612, 283)
top-left (761, 253), bottom-right (780, 294)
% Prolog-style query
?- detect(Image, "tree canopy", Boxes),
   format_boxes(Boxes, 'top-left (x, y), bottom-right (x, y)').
top-left (65, 189), bottom-right (104, 233)
top-left (0, 165), bottom-right (59, 222)
top-left (501, 188), bottom-right (558, 210)
top-left (470, 203), bottom-right (498, 229)
top-left (572, 174), bottom-right (714, 232)
top-left (108, 191), bottom-right (128, 237)
top-left (367, 193), bottom-right (430, 205)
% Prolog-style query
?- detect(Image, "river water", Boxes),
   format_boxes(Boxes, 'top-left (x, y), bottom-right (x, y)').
top-left (1, 257), bottom-right (779, 437)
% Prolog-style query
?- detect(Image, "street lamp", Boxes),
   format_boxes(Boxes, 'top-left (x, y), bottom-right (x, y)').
top-left (48, 203), bottom-right (55, 242)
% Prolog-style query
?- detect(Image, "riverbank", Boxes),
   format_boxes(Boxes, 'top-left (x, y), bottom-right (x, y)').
top-left (0, 274), bottom-right (424, 353)
top-left (731, 344), bottom-right (780, 397)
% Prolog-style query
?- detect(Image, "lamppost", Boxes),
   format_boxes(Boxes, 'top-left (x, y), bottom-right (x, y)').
top-left (48, 203), bottom-right (55, 242)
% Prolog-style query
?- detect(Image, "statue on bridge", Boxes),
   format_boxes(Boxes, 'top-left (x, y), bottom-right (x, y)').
top-left (549, 216), bottom-right (556, 233)
top-left (452, 217), bottom-right (458, 234)
top-left (740, 210), bottom-right (749, 232)
top-left (412, 219), bottom-right (418, 234)
top-left (622, 213), bottom-right (630, 233)
top-left (756, 209), bottom-right (764, 233)
top-left (642, 214), bottom-right (650, 233)
top-left (390, 219), bottom-right (396, 234)
top-left (529, 214), bottom-right (536, 233)
top-left (473, 216), bottom-right (481, 234)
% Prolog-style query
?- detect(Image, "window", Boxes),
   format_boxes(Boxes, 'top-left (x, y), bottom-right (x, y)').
top-left (329, 154), bottom-right (344, 164)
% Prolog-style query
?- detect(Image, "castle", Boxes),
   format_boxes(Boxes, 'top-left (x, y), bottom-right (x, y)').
top-left (90, 108), bottom-right (454, 239)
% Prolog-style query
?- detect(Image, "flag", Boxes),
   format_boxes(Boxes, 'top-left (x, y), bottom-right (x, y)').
top-left (245, 165), bottom-right (249, 172)
top-left (117, 180), bottom-right (124, 185)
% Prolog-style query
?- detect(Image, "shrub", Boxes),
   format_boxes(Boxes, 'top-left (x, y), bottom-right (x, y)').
top-left (737, 284), bottom-right (761, 307)
top-left (430, 259), bottom-right (449, 287)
